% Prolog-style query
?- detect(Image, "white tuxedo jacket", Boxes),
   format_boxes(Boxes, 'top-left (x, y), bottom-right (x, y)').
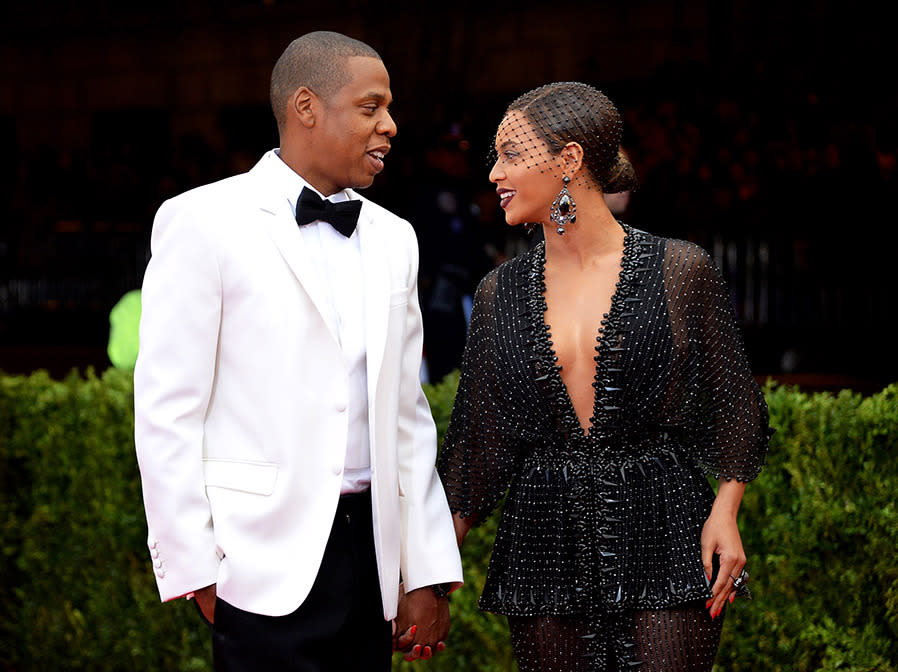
top-left (134, 153), bottom-right (462, 618)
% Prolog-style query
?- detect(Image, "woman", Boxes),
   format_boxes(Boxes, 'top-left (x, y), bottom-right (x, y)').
top-left (437, 82), bottom-right (771, 671)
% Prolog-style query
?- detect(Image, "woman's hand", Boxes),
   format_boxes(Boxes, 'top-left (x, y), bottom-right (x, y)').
top-left (393, 587), bottom-right (449, 661)
top-left (701, 479), bottom-right (747, 619)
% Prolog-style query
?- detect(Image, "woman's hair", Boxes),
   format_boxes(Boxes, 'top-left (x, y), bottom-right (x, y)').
top-left (507, 82), bottom-right (637, 193)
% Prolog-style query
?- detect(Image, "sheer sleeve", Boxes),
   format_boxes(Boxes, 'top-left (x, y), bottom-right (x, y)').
top-left (437, 269), bottom-right (522, 524)
top-left (663, 240), bottom-right (771, 482)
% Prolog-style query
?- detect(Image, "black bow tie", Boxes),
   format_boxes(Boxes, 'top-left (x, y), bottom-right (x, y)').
top-left (295, 187), bottom-right (362, 238)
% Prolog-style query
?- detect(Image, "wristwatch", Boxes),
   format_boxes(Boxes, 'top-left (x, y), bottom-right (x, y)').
top-left (429, 582), bottom-right (452, 598)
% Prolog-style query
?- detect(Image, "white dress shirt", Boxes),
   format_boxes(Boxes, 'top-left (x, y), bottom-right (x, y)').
top-left (269, 150), bottom-right (370, 494)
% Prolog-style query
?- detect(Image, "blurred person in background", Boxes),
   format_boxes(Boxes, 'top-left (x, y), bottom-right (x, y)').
top-left (412, 122), bottom-right (493, 383)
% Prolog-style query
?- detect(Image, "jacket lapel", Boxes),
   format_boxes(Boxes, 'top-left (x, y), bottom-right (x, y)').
top-left (252, 162), bottom-right (339, 344)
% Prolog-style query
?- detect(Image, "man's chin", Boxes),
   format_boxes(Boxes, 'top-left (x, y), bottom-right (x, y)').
top-left (350, 175), bottom-right (377, 191)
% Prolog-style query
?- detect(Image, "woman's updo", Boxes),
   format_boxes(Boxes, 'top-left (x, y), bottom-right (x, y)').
top-left (507, 82), bottom-right (638, 194)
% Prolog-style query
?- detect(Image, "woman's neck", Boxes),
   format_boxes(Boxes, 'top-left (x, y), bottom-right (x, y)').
top-left (542, 189), bottom-right (624, 270)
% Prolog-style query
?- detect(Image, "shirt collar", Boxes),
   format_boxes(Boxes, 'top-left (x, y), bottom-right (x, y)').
top-left (264, 149), bottom-right (351, 217)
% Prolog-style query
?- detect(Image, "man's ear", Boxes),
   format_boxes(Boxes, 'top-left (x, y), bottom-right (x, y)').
top-left (291, 87), bottom-right (316, 129)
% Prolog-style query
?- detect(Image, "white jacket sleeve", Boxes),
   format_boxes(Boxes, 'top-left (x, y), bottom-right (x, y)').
top-left (396, 225), bottom-right (463, 594)
top-left (134, 197), bottom-right (223, 602)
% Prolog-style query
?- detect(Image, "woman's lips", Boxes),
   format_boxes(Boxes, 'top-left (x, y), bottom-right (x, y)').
top-left (498, 189), bottom-right (516, 208)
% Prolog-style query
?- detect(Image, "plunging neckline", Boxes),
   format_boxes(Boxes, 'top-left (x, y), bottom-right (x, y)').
top-left (535, 223), bottom-right (634, 439)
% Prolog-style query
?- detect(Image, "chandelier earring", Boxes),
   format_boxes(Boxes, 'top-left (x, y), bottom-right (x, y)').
top-left (549, 176), bottom-right (576, 235)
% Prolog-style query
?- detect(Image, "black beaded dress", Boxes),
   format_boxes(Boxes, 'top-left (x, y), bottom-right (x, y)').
top-left (437, 223), bottom-right (770, 671)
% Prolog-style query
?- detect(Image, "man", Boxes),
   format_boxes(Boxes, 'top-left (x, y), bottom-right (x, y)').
top-left (134, 31), bottom-right (462, 671)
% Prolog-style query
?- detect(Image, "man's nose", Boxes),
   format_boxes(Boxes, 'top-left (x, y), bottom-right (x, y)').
top-left (378, 112), bottom-right (397, 137)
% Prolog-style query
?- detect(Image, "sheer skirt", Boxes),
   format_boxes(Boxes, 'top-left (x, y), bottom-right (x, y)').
top-left (508, 602), bottom-right (724, 672)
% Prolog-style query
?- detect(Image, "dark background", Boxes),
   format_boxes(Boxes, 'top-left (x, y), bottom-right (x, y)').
top-left (1, 0), bottom-right (895, 390)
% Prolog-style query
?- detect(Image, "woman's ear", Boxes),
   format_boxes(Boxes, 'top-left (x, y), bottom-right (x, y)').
top-left (561, 142), bottom-right (584, 175)
top-left (291, 87), bottom-right (316, 129)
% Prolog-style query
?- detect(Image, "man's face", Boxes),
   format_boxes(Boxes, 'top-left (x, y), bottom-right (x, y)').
top-left (308, 56), bottom-right (396, 195)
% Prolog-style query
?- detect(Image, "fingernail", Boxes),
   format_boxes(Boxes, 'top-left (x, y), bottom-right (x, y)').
top-left (706, 573), bottom-right (711, 582)
top-left (413, 645), bottom-right (421, 654)
top-left (729, 593), bottom-right (735, 604)
top-left (410, 625), bottom-right (417, 636)
top-left (705, 599), bottom-right (713, 609)
top-left (437, 642), bottom-right (446, 652)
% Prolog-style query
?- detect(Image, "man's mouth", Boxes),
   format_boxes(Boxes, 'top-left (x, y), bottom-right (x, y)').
top-left (367, 149), bottom-right (387, 172)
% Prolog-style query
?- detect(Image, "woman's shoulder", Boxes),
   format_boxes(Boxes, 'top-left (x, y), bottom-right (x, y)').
top-left (626, 225), bottom-right (716, 272)
top-left (475, 244), bottom-right (540, 294)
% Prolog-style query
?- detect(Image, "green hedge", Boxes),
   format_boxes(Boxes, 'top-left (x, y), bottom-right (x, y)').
top-left (1, 369), bottom-right (896, 671)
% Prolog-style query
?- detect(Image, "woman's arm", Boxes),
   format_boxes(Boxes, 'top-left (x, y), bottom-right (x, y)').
top-left (701, 479), bottom-right (747, 619)
top-left (452, 511), bottom-right (475, 548)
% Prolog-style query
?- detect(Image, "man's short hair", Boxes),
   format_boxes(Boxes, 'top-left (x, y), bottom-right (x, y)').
top-left (270, 31), bottom-right (381, 132)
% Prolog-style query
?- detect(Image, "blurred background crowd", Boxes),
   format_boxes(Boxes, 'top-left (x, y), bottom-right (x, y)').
top-left (1, 0), bottom-right (895, 389)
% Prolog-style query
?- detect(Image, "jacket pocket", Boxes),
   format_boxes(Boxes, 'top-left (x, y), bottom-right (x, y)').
top-left (203, 458), bottom-right (278, 496)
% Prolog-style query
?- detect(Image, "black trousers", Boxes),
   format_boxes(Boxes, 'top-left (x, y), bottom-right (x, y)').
top-left (208, 491), bottom-right (392, 672)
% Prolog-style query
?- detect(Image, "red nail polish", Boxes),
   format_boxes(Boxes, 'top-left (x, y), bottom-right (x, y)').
top-left (705, 599), bottom-right (713, 609)
top-left (410, 625), bottom-right (417, 636)
top-left (729, 593), bottom-right (735, 604)
top-left (706, 573), bottom-right (711, 582)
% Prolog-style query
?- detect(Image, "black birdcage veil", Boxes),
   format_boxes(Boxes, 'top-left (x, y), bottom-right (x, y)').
top-left (489, 82), bottom-right (633, 195)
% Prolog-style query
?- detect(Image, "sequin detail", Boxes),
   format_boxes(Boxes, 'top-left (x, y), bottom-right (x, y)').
top-left (438, 223), bottom-right (770, 670)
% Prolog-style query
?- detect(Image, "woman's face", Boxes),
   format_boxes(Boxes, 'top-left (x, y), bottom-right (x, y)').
top-left (488, 111), bottom-right (562, 227)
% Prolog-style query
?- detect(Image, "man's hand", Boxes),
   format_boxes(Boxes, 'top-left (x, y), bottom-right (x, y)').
top-left (394, 587), bottom-right (449, 661)
top-left (194, 583), bottom-right (217, 624)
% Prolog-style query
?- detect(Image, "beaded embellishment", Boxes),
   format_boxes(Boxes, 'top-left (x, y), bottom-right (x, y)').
top-left (438, 221), bottom-right (772, 671)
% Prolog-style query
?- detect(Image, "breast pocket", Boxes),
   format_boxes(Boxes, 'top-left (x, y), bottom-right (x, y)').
top-left (203, 458), bottom-right (278, 496)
